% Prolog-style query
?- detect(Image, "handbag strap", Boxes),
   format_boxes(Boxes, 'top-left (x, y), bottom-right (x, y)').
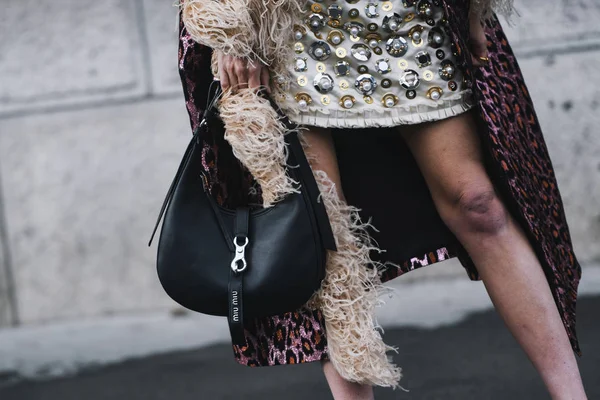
top-left (228, 207), bottom-right (249, 345)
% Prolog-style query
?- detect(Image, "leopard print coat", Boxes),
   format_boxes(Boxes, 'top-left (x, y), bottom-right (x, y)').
top-left (176, 0), bottom-right (582, 368)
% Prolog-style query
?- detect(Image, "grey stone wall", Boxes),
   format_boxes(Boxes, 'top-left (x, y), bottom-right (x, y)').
top-left (0, 0), bottom-right (598, 326)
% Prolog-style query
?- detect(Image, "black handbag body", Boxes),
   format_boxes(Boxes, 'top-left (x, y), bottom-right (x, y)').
top-left (149, 82), bottom-right (336, 344)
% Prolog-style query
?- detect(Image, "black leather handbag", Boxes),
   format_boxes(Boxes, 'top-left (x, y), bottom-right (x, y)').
top-left (149, 81), bottom-right (336, 345)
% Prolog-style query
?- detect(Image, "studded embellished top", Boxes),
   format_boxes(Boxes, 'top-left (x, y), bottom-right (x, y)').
top-left (273, 0), bottom-right (474, 128)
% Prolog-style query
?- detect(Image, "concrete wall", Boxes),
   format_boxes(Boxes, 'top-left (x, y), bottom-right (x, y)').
top-left (0, 0), bottom-right (599, 326)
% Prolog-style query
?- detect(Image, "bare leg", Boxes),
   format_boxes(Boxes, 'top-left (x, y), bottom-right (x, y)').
top-left (300, 126), bottom-right (375, 400)
top-left (397, 110), bottom-right (587, 399)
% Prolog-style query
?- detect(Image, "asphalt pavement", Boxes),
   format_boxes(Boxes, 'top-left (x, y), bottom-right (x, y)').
top-left (1, 296), bottom-right (598, 400)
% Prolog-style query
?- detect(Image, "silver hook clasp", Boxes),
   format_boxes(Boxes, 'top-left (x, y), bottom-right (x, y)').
top-left (231, 236), bottom-right (249, 273)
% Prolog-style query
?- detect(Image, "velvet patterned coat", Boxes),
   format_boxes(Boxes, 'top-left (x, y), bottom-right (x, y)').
top-left (176, 0), bottom-right (583, 367)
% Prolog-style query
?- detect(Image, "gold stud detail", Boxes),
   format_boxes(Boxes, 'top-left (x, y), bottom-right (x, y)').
top-left (397, 59), bottom-right (408, 70)
top-left (404, 12), bottom-right (415, 22)
top-left (297, 75), bottom-right (308, 86)
top-left (339, 95), bottom-right (356, 109)
top-left (311, 3), bottom-right (323, 12)
top-left (336, 47), bottom-right (347, 58)
top-left (294, 92), bottom-right (313, 110)
top-left (339, 79), bottom-right (350, 90)
top-left (321, 95), bottom-right (331, 105)
top-left (327, 30), bottom-right (345, 46)
top-left (382, 93), bottom-right (399, 108)
top-left (426, 87), bottom-right (444, 100)
top-left (423, 70), bottom-right (434, 81)
top-left (329, 19), bottom-right (341, 28)
top-left (381, 1), bottom-right (393, 11)
top-left (363, 95), bottom-right (374, 104)
top-left (294, 43), bottom-right (305, 53)
top-left (316, 62), bottom-right (327, 72)
top-left (350, 35), bottom-right (360, 43)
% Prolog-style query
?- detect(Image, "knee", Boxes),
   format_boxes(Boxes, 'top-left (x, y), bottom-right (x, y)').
top-left (446, 187), bottom-right (509, 235)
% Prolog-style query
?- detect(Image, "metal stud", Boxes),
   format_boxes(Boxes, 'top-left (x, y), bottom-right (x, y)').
top-left (334, 60), bottom-right (351, 76)
top-left (382, 13), bottom-right (403, 32)
top-left (404, 12), bottom-right (416, 22)
top-left (364, 95), bottom-right (374, 104)
top-left (313, 72), bottom-right (335, 93)
top-left (436, 49), bottom-right (445, 60)
top-left (348, 8), bottom-right (360, 18)
top-left (343, 21), bottom-right (364, 37)
top-left (328, 4), bottom-right (342, 19)
top-left (297, 75), bottom-right (308, 86)
top-left (397, 59), bottom-right (409, 69)
top-left (415, 51), bottom-right (431, 68)
top-left (354, 73), bottom-right (377, 95)
top-left (365, 2), bottom-right (379, 17)
top-left (308, 41), bottom-right (332, 61)
top-left (327, 29), bottom-right (345, 46)
top-left (365, 33), bottom-right (382, 48)
top-left (316, 62), bottom-right (327, 72)
top-left (423, 70), bottom-right (434, 81)
top-left (307, 13), bottom-right (326, 33)
top-left (293, 25), bottom-right (307, 40)
top-left (294, 92), bottom-right (313, 111)
top-left (336, 47), bottom-right (347, 58)
top-left (367, 23), bottom-right (378, 32)
top-left (417, 0), bottom-right (434, 19)
top-left (448, 80), bottom-right (458, 91)
top-left (427, 28), bottom-right (445, 49)
top-left (294, 57), bottom-right (308, 72)
top-left (351, 43), bottom-right (372, 61)
top-left (403, 0), bottom-right (416, 7)
top-left (399, 69), bottom-right (420, 90)
top-left (406, 90), bottom-right (417, 99)
top-left (321, 95), bottom-right (331, 105)
top-left (329, 19), bottom-right (342, 28)
top-left (310, 3), bottom-right (323, 12)
top-left (385, 35), bottom-right (408, 57)
top-left (409, 25), bottom-right (426, 46)
top-left (294, 42), bottom-right (305, 53)
top-left (426, 86), bottom-right (443, 100)
top-left (439, 59), bottom-right (456, 81)
top-left (381, 1), bottom-right (393, 11)
top-left (339, 95), bottom-right (356, 109)
top-left (382, 93), bottom-right (399, 108)
top-left (375, 58), bottom-right (392, 74)
top-left (381, 78), bottom-right (392, 88)
top-left (339, 79), bottom-right (350, 90)
top-left (357, 65), bottom-right (369, 74)
top-left (373, 47), bottom-right (383, 55)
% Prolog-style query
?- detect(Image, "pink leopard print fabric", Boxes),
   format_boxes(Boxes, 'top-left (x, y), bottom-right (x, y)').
top-left (176, 0), bottom-right (582, 366)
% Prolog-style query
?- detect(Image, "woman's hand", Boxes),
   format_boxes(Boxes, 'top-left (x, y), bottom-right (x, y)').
top-left (469, 13), bottom-right (489, 67)
top-left (216, 50), bottom-right (271, 94)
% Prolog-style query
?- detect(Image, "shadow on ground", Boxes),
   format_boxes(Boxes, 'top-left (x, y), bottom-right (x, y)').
top-left (2, 296), bottom-right (598, 400)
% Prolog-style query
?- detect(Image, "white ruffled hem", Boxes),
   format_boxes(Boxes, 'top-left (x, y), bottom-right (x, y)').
top-left (279, 90), bottom-right (474, 129)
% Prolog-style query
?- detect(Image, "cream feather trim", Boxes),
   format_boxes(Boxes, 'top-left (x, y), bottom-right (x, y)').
top-left (303, 164), bottom-right (404, 388)
top-left (180, 0), bottom-right (404, 388)
top-left (217, 87), bottom-right (300, 206)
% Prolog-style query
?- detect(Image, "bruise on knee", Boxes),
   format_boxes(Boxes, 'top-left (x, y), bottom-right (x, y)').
top-left (456, 189), bottom-right (509, 235)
